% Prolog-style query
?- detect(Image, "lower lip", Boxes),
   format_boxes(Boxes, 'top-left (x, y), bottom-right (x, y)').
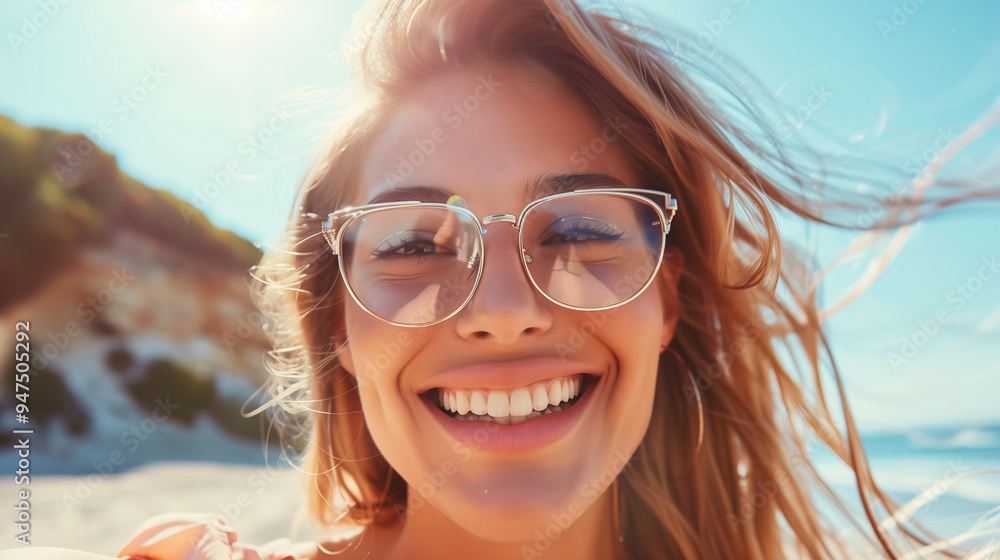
top-left (420, 379), bottom-right (597, 454)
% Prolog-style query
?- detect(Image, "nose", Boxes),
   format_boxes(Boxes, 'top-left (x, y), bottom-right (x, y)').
top-left (454, 225), bottom-right (553, 343)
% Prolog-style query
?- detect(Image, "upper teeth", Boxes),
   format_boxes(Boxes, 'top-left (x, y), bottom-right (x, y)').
top-left (437, 375), bottom-right (583, 418)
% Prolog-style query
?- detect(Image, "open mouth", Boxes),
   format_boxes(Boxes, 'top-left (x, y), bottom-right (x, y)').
top-left (421, 374), bottom-right (596, 425)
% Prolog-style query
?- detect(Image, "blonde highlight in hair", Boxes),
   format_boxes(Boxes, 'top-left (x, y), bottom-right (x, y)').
top-left (250, 0), bottom-right (999, 557)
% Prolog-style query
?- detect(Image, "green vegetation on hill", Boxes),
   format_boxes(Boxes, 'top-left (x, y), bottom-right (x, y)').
top-left (0, 115), bottom-right (262, 310)
top-left (125, 357), bottom-right (272, 442)
top-left (127, 359), bottom-right (216, 426)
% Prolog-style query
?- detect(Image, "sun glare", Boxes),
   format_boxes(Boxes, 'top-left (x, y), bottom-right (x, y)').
top-left (168, 0), bottom-right (296, 45)
top-left (194, 0), bottom-right (262, 26)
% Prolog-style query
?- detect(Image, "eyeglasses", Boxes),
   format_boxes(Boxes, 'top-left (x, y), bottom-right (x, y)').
top-left (320, 188), bottom-right (678, 327)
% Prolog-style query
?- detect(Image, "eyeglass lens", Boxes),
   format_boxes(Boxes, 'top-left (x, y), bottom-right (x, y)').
top-left (339, 193), bottom-right (664, 325)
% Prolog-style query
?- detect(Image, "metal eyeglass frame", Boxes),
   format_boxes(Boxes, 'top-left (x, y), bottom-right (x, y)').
top-left (320, 188), bottom-right (679, 327)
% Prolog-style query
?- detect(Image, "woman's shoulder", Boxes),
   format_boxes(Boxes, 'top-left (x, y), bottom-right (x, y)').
top-left (116, 512), bottom-right (319, 560)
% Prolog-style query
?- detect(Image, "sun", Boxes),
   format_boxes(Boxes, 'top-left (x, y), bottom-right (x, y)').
top-left (194, 0), bottom-right (263, 27)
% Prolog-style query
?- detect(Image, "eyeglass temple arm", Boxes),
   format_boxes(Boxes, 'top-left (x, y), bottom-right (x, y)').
top-left (319, 214), bottom-right (355, 256)
top-left (306, 212), bottom-right (357, 256)
top-left (661, 196), bottom-right (678, 235)
top-left (582, 188), bottom-right (677, 234)
top-left (294, 211), bottom-right (343, 254)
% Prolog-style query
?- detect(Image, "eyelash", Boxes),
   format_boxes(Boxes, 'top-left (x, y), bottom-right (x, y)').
top-left (538, 217), bottom-right (624, 245)
top-left (371, 231), bottom-right (453, 259)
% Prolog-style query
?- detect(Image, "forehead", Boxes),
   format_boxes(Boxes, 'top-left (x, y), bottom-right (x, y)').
top-left (359, 63), bottom-right (638, 209)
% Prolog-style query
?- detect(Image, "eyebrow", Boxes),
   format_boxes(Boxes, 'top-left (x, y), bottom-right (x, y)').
top-left (524, 173), bottom-right (628, 200)
top-left (366, 185), bottom-right (453, 204)
top-left (365, 173), bottom-right (628, 205)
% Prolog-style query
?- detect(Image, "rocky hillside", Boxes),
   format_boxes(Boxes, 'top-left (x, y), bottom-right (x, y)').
top-left (0, 115), bottom-right (285, 473)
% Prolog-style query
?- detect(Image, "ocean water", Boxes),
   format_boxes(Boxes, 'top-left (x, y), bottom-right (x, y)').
top-left (811, 426), bottom-right (1000, 556)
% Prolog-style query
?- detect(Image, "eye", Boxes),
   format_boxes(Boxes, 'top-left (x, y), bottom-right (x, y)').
top-left (371, 231), bottom-right (454, 258)
top-left (538, 216), bottom-right (625, 245)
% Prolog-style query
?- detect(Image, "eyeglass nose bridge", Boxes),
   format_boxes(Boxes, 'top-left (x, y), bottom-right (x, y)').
top-left (481, 213), bottom-right (517, 227)
top-left (477, 213), bottom-right (534, 264)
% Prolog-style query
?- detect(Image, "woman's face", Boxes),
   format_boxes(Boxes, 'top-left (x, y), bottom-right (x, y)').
top-left (336, 63), bottom-right (681, 540)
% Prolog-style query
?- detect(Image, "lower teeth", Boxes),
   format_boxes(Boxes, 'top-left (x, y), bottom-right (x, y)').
top-left (446, 401), bottom-right (573, 424)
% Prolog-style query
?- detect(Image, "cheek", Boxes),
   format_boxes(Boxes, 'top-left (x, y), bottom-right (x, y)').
top-left (342, 307), bottom-right (435, 434)
top-left (341, 310), bottom-right (456, 487)
top-left (605, 290), bottom-right (665, 358)
top-left (345, 310), bottom-right (411, 393)
top-left (343, 314), bottom-right (415, 458)
top-left (598, 297), bottom-right (664, 426)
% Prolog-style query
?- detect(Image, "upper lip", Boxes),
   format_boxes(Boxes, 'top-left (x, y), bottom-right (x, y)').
top-left (414, 358), bottom-right (603, 393)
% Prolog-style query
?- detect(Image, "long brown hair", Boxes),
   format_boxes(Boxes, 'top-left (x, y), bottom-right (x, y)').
top-left (250, 0), bottom-right (999, 557)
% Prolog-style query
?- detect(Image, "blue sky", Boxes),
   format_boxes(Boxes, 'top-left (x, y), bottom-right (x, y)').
top-left (1, 0), bottom-right (998, 432)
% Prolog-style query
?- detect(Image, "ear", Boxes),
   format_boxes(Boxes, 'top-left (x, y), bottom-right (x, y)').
top-left (658, 246), bottom-right (684, 351)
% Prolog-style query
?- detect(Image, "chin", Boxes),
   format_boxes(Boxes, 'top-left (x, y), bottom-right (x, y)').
top-left (433, 477), bottom-right (603, 541)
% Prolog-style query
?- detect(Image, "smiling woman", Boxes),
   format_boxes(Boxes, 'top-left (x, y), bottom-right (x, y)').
top-left (19, 0), bottom-right (998, 558)
top-left (297, 58), bottom-right (687, 558)
top-left (238, 0), bottom-right (996, 559)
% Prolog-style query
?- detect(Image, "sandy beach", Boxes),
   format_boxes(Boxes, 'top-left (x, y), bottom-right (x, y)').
top-left (2, 461), bottom-right (313, 556)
